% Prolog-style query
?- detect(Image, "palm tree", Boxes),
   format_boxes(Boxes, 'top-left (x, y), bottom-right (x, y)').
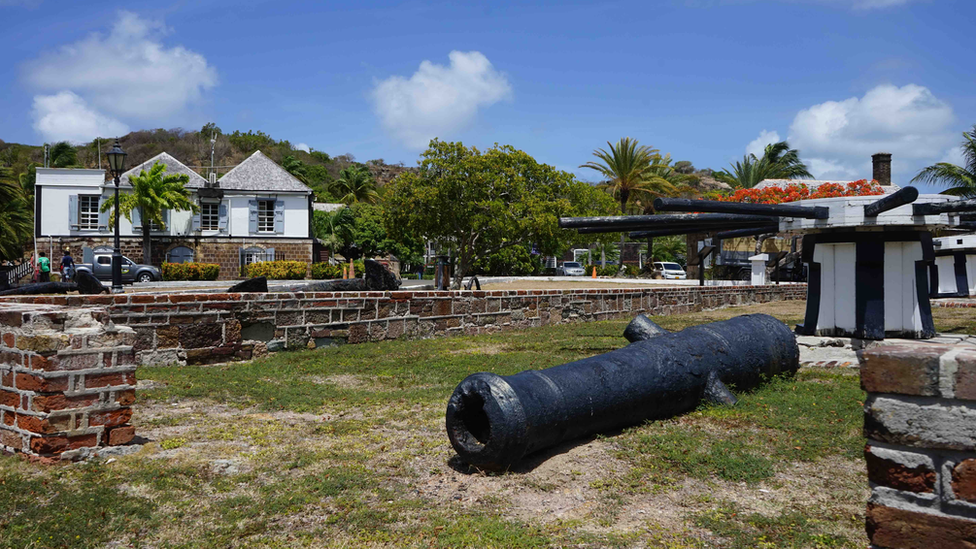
top-left (330, 166), bottom-right (380, 205)
top-left (18, 164), bottom-right (36, 202)
top-left (581, 138), bottom-right (677, 269)
top-left (282, 155), bottom-right (309, 184)
top-left (911, 126), bottom-right (976, 197)
top-left (715, 141), bottom-right (811, 189)
top-left (0, 179), bottom-right (33, 262)
top-left (101, 162), bottom-right (198, 264)
top-left (48, 142), bottom-right (78, 168)
top-left (313, 207), bottom-right (355, 261)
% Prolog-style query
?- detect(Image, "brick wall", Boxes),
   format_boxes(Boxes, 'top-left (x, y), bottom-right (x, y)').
top-left (52, 236), bottom-right (313, 280)
top-left (2, 284), bottom-right (805, 367)
top-left (0, 303), bottom-right (137, 462)
top-left (860, 342), bottom-right (976, 548)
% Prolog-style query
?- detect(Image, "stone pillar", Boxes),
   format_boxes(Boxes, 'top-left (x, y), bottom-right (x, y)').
top-left (0, 303), bottom-right (137, 462)
top-left (860, 341), bottom-right (976, 547)
top-left (872, 153), bottom-right (892, 186)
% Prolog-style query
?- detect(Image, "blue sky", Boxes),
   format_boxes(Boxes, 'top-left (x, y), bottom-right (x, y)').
top-left (1, 0), bottom-right (974, 192)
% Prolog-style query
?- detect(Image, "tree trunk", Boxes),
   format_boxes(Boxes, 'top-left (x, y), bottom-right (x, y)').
top-left (647, 237), bottom-right (654, 267)
top-left (141, 211), bottom-right (152, 266)
top-left (587, 244), bottom-right (592, 265)
top-left (600, 244), bottom-right (606, 266)
top-left (618, 199), bottom-right (627, 271)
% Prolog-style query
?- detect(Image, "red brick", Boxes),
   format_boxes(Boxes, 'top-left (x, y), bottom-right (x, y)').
top-left (0, 389), bottom-right (19, 408)
top-left (860, 344), bottom-right (947, 396)
top-left (130, 295), bottom-right (155, 304)
top-left (952, 459), bottom-right (976, 503)
top-left (86, 371), bottom-right (135, 389)
top-left (2, 411), bottom-right (13, 426)
top-left (14, 372), bottom-right (68, 393)
top-left (29, 435), bottom-right (67, 454)
top-left (89, 408), bottom-right (131, 427)
top-left (67, 433), bottom-right (97, 450)
top-left (2, 333), bottom-right (15, 348)
top-left (116, 389), bottom-right (135, 406)
top-left (107, 425), bottom-right (135, 445)
top-left (0, 429), bottom-right (21, 449)
top-left (0, 311), bottom-right (23, 327)
top-left (17, 413), bottom-right (71, 434)
top-left (29, 353), bottom-right (57, 371)
top-left (32, 393), bottom-right (98, 413)
top-left (865, 447), bottom-right (936, 493)
top-left (867, 502), bottom-right (976, 548)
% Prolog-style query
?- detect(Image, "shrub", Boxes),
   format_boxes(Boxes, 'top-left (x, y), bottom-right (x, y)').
top-left (587, 264), bottom-right (619, 277)
top-left (245, 261), bottom-right (308, 280)
top-left (624, 265), bottom-right (640, 277)
top-left (310, 262), bottom-right (343, 280)
top-left (162, 262), bottom-right (220, 281)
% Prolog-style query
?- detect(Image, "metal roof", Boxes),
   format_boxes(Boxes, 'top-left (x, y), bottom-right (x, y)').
top-left (117, 152), bottom-right (209, 188)
top-left (217, 150), bottom-right (311, 194)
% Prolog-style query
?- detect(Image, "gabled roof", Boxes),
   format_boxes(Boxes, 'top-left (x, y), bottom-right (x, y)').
top-left (118, 152), bottom-right (208, 188)
top-left (218, 150), bottom-right (311, 193)
top-left (754, 178), bottom-right (901, 191)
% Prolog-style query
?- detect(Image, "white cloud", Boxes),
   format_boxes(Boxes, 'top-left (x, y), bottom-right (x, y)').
top-left (941, 146), bottom-right (965, 166)
top-left (32, 91), bottom-right (129, 144)
top-left (746, 130), bottom-right (781, 158)
top-left (787, 84), bottom-right (956, 180)
top-left (294, 143), bottom-right (311, 153)
top-left (372, 50), bottom-right (512, 149)
top-left (24, 11), bottom-right (216, 141)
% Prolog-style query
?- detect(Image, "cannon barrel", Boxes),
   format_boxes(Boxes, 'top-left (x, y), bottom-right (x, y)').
top-left (913, 198), bottom-right (976, 216)
top-left (713, 224), bottom-right (781, 239)
top-left (863, 186), bottom-right (918, 217)
top-left (653, 197), bottom-right (829, 220)
top-left (558, 213), bottom-right (778, 230)
top-left (445, 314), bottom-right (799, 470)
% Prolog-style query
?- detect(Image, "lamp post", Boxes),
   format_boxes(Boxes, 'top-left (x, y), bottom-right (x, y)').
top-left (106, 139), bottom-right (127, 294)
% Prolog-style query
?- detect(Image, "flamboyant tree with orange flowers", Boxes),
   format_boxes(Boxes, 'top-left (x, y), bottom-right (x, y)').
top-left (716, 180), bottom-right (884, 204)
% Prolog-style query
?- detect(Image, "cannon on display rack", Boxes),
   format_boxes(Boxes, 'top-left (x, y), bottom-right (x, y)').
top-left (445, 314), bottom-right (799, 470)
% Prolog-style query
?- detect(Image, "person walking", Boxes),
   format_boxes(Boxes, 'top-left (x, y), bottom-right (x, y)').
top-left (37, 252), bottom-right (51, 283)
top-left (60, 249), bottom-right (75, 282)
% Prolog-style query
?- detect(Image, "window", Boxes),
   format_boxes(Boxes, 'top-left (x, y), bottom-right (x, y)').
top-left (257, 200), bottom-right (274, 233)
top-left (201, 203), bottom-right (219, 231)
top-left (243, 247), bottom-right (269, 265)
top-left (79, 195), bottom-right (100, 230)
top-left (97, 256), bottom-right (111, 265)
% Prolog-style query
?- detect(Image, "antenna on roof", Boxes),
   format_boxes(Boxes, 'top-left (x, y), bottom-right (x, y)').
top-left (209, 131), bottom-right (217, 187)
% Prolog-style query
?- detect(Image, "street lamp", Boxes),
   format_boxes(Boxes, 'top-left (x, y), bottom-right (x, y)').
top-left (106, 139), bottom-right (127, 293)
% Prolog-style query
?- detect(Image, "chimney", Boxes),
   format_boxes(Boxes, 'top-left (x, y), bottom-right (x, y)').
top-left (872, 153), bottom-right (891, 186)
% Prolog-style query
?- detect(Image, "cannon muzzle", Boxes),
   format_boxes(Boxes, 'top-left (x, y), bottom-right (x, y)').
top-left (445, 314), bottom-right (799, 470)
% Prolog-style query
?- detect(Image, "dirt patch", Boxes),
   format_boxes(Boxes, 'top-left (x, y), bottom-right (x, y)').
top-left (448, 343), bottom-right (507, 356)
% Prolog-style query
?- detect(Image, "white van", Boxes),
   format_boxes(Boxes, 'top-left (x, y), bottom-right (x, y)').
top-left (653, 262), bottom-right (687, 280)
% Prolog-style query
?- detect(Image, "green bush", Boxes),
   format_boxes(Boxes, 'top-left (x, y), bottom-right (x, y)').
top-left (162, 262), bottom-right (220, 281)
top-left (586, 264), bottom-right (619, 277)
top-left (245, 261), bottom-right (308, 280)
top-left (310, 262), bottom-right (343, 280)
top-left (624, 265), bottom-right (640, 277)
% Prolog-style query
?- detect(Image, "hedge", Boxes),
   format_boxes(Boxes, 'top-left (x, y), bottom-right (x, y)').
top-left (162, 262), bottom-right (220, 281)
top-left (310, 260), bottom-right (365, 280)
top-left (585, 264), bottom-right (620, 277)
top-left (245, 260), bottom-right (308, 280)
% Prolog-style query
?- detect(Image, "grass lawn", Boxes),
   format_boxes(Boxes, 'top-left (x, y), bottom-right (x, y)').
top-left (1, 301), bottom-right (970, 548)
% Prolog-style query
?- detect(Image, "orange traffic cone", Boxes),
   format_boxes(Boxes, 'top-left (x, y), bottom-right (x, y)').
top-left (342, 265), bottom-right (348, 279)
top-left (349, 259), bottom-right (355, 278)
top-left (592, 266), bottom-right (597, 278)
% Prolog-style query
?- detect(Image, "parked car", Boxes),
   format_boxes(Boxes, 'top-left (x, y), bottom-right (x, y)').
top-left (558, 261), bottom-right (586, 276)
top-left (652, 262), bottom-right (687, 280)
top-left (75, 252), bottom-right (161, 283)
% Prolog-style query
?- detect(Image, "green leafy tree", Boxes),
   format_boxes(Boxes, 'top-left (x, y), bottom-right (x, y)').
top-left (912, 125), bottom-right (976, 197)
top-left (281, 155), bottom-right (309, 184)
top-left (18, 164), bottom-right (36, 202)
top-left (48, 141), bottom-right (78, 168)
top-left (652, 235), bottom-right (687, 264)
top-left (714, 141), bottom-right (812, 189)
top-left (100, 162), bottom-right (198, 264)
top-left (330, 165), bottom-right (380, 205)
top-left (580, 137), bottom-right (677, 268)
top-left (0, 177), bottom-right (32, 261)
top-left (387, 140), bottom-right (591, 288)
top-left (312, 207), bottom-right (355, 261)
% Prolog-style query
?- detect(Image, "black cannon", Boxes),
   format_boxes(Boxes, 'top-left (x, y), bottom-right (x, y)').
top-left (445, 314), bottom-right (799, 470)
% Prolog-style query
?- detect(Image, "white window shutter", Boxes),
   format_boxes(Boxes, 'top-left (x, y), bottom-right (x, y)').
top-left (191, 206), bottom-right (201, 231)
top-left (267, 247), bottom-right (275, 261)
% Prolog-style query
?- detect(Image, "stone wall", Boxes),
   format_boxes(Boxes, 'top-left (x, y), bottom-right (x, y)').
top-left (860, 341), bottom-right (976, 547)
top-left (0, 302), bottom-right (137, 462)
top-left (50, 236), bottom-right (313, 280)
top-left (3, 285), bottom-right (806, 367)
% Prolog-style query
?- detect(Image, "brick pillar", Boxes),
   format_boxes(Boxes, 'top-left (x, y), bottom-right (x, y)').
top-left (872, 153), bottom-right (892, 186)
top-left (860, 342), bottom-right (976, 547)
top-left (0, 304), bottom-right (137, 462)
